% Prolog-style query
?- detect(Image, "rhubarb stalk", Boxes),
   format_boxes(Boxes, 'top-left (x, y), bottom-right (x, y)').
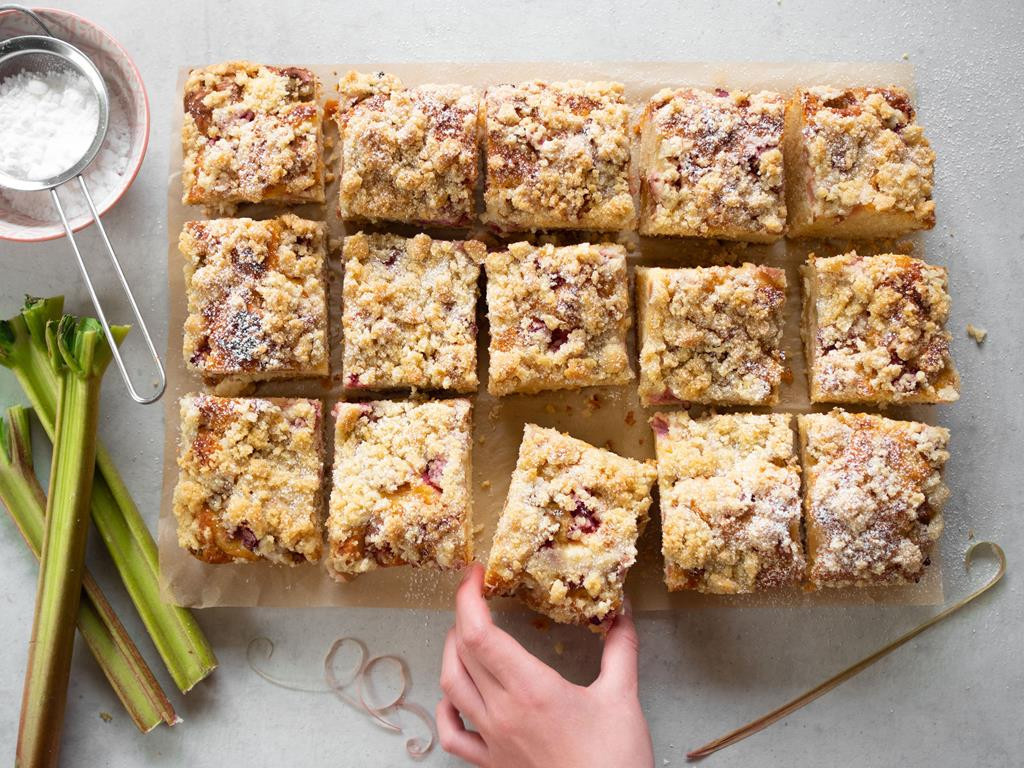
top-left (0, 297), bottom-right (216, 693)
top-left (0, 406), bottom-right (177, 732)
top-left (18, 315), bottom-right (127, 767)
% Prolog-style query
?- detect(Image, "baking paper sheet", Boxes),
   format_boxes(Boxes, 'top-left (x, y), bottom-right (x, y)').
top-left (160, 61), bottom-right (944, 609)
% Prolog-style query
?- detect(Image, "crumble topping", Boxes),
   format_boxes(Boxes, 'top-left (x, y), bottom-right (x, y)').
top-left (638, 87), bottom-right (786, 241)
top-left (342, 232), bottom-right (484, 392)
top-left (181, 215), bottom-right (329, 381)
top-left (798, 410), bottom-right (949, 587)
top-left (651, 412), bottom-right (804, 593)
top-left (182, 61), bottom-right (324, 205)
top-left (803, 251), bottom-right (959, 403)
top-left (483, 80), bottom-right (636, 231)
top-left (336, 71), bottom-right (480, 226)
top-left (327, 399), bottom-right (473, 580)
top-left (484, 425), bottom-right (656, 632)
top-left (173, 395), bottom-right (324, 565)
top-left (786, 86), bottom-right (935, 234)
top-left (485, 241), bottom-right (634, 395)
top-left (636, 264), bottom-right (787, 406)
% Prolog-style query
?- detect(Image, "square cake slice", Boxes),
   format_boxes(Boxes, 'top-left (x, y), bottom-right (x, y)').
top-left (484, 425), bottom-right (657, 632)
top-left (335, 72), bottom-right (480, 226)
top-left (482, 80), bottom-right (636, 232)
top-left (182, 61), bottom-right (324, 205)
top-left (343, 233), bottom-right (484, 393)
top-left (650, 411), bottom-right (804, 593)
top-left (326, 399), bottom-right (474, 581)
top-left (798, 410), bottom-right (949, 588)
top-left (784, 86), bottom-right (935, 238)
top-left (802, 252), bottom-right (959, 404)
top-left (637, 87), bottom-right (787, 242)
top-left (181, 214), bottom-right (329, 382)
top-left (485, 242), bottom-right (633, 395)
top-left (172, 395), bottom-right (324, 565)
top-left (636, 264), bottom-right (787, 406)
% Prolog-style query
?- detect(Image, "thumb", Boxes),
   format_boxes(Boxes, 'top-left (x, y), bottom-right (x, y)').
top-left (598, 600), bottom-right (639, 692)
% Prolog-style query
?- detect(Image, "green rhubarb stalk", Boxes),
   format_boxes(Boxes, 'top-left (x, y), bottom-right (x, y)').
top-left (18, 315), bottom-right (128, 767)
top-left (0, 297), bottom-right (216, 693)
top-left (0, 406), bottom-right (177, 732)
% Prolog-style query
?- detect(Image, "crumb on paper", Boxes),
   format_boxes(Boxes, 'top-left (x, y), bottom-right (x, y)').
top-left (902, 52), bottom-right (909, 60)
top-left (99, 711), bottom-right (113, 723)
top-left (583, 393), bottom-right (602, 414)
top-left (625, 410), bottom-right (636, 426)
top-left (488, 403), bottom-right (503, 421)
top-left (481, 479), bottom-right (491, 491)
top-left (554, 641), bottom-right (565, 655)
top-left (604, 439), bottom-right (615, 451)
top-left (968, 528), bottom-right (975, 540)
top-left (477, 434), bottom-right (486, 445)
top-left (545, 403), bottom-right (557, 415)
top-left (531, 617), bottom-right (551, 631)
top-left (966, 324), bottom-right (987, 344)
top-left (565, 404), bottom-right (573, 413)
top-left (638, 436), bottom-right (646, 447)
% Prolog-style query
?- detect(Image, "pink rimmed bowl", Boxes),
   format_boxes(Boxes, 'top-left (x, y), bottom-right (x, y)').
top-left (0, 7), bottom-right (149, 242)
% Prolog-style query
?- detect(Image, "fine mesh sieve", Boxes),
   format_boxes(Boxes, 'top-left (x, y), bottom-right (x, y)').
top-left (0, 6), bottom-right (165, 403)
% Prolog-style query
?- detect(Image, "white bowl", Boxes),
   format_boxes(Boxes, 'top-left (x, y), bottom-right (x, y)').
top-left (0, 6), bottom-right (149, 242)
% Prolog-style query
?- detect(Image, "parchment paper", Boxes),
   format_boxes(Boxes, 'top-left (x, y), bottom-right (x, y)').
top-left (159, 61), bottom-right (944, 609)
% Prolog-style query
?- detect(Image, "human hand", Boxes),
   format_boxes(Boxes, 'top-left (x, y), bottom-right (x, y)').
top-left (436, 564), bottom-right (654, 768)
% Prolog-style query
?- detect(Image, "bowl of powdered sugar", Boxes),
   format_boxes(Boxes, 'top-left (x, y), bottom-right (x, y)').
top-left (0, 7), bottom-right (148, 241)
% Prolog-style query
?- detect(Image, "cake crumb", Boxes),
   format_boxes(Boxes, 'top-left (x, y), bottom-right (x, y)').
top-left (478, 435), bottom-right (486, 445)
top-left (902, 52), bottom-right (910, 60)
top-left (966, 324), bottom-right (987, 344)
top-left (554, 641), bottom-right (565, 655)
top-left (531, 617), bottom-right (551, 631)
top-left (968, 528), bottom-right (975, 540)
top-left (99, 711), bottom-right (113, 723)
top-left (625, 410), bottom-right (636, 426)
top-left (481, 480), bottom-right (492, 491)
top-left (545, 403), bottom-right (557, 415)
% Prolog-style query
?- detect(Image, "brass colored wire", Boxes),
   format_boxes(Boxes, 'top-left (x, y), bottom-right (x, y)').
top-left (687, 542), bottom-right (1007, 760)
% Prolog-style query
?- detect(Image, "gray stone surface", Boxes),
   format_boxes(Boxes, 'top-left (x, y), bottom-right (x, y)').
top-left (0, 1), bottom-right (1021, 765)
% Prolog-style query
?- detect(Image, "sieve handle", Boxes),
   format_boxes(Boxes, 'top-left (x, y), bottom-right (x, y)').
top-left (0, 5), bottom-right (54, 37)
top-left (49, 179), bottom-right (166, 404)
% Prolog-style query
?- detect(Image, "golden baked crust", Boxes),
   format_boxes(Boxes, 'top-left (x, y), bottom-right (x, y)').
top-left (483, 80), bottom-right (636, 231)
top-left (484, 425), bottom-right (656, 632)
top-left (182, 61), bottom-right (324, 205)
top-left (336, 71), bottom-right (480, 226)
top-left (636, 264), bottom-right (787, 406)
top-left (784, 86), bottom-right (935, 238)
top-left (651, 412), bottom-right (804, 593)
top-left (801, 252), bottom-right (959, 404)
top-left (172, 395), bottom-right (324, 565)
top-left (637, 87), bottom-right (787, 242)
top-left (485, 242), bottom-right (634, 395)
top-left (798, 410), bottom-right (948, 588)
top-left (342, 233), bottom-right (484, 392)
top-left (326, 399), bottom-right (473, 580)
top-left (181, 215), bottom-right (329, 382)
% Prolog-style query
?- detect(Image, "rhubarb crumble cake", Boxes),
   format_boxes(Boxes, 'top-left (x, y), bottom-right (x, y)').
top-left (636, 264), bottom-right (787, 406)
top-left (182, 61), bottom-right (324, 206)
top-left (326, 399), bottom-right (474, 580)
top-left (335, 71), bottom-right (480, 226)
top-left (485, 242), bottom-right (634, 395)
top-left (482, 80), bottom-right (636, 231)
top-left (342, 232), bottom-right (485, 392)
top-left (650, 412), bottom-right (804, 593)
top-left (181, 214), bottom-right (329, 382)
top-left (637, 87), bottom-right (787, 242)
top-left (802, 252), bottom-right (959, 404)
top-left (173, 395), bottom-right (324, 565)
top-left (484, 425), bottom-right (656, 632)
top-left (798, 410), bottom-right (949, 588)
top-left (784, 86), bottom-right (935, 238)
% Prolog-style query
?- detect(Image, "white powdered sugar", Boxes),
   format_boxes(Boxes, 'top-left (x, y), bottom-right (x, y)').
top-left (0, 67), bottom-right (132, 222)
